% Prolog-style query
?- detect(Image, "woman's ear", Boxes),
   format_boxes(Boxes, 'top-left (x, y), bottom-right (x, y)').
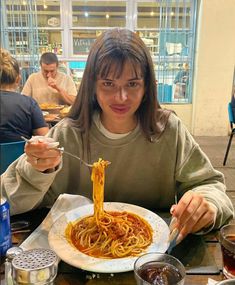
top-left (15, 74), bottom-right (22, 85)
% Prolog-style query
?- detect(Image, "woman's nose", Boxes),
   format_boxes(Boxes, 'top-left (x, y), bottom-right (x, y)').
top-left (115, 87), bottom-right (128, 101)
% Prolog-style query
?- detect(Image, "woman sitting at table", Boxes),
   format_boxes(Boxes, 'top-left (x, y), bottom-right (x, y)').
top-left (1, 29), bottom-right (234, 245)
top-left (0, 48), bottom-right (49, 143)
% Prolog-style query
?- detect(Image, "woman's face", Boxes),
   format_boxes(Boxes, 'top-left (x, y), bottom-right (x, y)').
top-left (96, 62), bottom-right (145, 133)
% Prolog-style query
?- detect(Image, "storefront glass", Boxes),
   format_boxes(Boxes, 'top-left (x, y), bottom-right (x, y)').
top-left (71, 1), bottom-right (126, 28)
top-left (2, 0), bottom-right (197, 103)
top-left (36, 0), bottom-right (61, 27)
top-left (38, 30), bottom-right (62, 55)
top-left (72, 30), bottom-right (102, 55)
top-left (135, 0), bottom-right (195, 103)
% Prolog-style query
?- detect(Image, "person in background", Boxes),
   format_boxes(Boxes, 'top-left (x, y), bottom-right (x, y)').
top-left (22, 52), bottom-right (77, 105)
top-left (2, 29), bottom-right (234, 245)
top-left (70, 68), bottom-right (80, 91)
top-left (58, 61), bottom-right (68, 74)
top-left (173, 62), bottom-right (189, 99)
top-left (0, 48), bottom-right (49, 143)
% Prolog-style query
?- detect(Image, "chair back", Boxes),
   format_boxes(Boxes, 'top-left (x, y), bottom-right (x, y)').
top-left (228, 102), bottom-right (235, 124)
top-left (0, 141), bottom-right (25, 175)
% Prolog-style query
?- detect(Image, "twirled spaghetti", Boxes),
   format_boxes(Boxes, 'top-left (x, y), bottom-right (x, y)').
top-left (66, 158), bottom-right (153, 259)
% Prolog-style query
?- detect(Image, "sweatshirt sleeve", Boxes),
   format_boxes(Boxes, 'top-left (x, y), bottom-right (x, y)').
top-left (0, 124), bottom-right (66, 215)
top-left (174, 119), bottom-right (234, 230)
top-left (1, 154), bottom-right (62, 215)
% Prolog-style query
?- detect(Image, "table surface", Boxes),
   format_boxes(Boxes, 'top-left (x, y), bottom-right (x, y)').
top-left (0, 208), bottom-right (231, 285)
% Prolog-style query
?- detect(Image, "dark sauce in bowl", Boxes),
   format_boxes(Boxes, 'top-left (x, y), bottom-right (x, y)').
top-left (137, 261), bottom-right (183, 285)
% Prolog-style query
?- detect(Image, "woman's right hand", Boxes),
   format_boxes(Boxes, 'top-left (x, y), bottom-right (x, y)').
top-left (24, 140), bottom-right (62, 172)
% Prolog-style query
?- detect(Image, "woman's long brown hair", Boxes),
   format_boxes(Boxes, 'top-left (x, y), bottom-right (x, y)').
top-left (68, 28), bottom-right (171, 158)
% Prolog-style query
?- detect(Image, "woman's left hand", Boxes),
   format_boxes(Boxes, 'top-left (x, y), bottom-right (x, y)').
top-left (171, 190), bottom-right (217, 244)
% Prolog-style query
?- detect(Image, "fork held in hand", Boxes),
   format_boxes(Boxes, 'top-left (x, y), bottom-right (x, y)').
top-left (58, 147), bottom-right (93, 167)
top-left (167, 217), bottom-right (179, 254)
top-left (167, 194), bottom-right (179, 254)
top-left (21, 136), bottom-right (93, 168)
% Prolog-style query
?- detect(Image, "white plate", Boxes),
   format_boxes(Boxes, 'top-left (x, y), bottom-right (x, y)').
top-left (48, 202), bottom-right (169, 273)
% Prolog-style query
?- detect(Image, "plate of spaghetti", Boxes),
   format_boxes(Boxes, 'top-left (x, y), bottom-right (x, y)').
top-left (48, 159), bottom-right (169, 273)
top-left (39, 103), bottom-right (64, 113)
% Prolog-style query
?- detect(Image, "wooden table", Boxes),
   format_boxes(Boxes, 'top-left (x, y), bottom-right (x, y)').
top-left (0, 208), bottom-right (231, 285)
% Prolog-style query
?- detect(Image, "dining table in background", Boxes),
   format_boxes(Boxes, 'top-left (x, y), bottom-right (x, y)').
top-left (42, 105), bottom-right (71, 128)
top-left (0, 208), bottom-right (233, 285)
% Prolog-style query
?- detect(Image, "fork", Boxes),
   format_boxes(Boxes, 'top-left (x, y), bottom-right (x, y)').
top-left (58, 147), bottom-right (93, 167)
top-left (167, 193), bottom-right (180, 254)
top-left (21, 136), bottom-right (93, 168)
top-left (167, 217), bottom-right (179, 254)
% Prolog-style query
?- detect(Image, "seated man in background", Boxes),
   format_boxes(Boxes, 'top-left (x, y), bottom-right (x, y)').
top-left (0, 48), bottom-right (49, 143)
top-left (22, 52), bottom-right (77, 106)
top-left (173, 62), bottom-right (189, 99)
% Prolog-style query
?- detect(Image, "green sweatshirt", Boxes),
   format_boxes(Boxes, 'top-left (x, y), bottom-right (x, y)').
top-left (1, 113), bottom-right (234, 230)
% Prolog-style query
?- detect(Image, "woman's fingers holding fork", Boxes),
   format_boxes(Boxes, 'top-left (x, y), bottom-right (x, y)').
top-left (171, 191), bottom-right (217, 244)
top-left (25, 141), bottom-right (62, 172)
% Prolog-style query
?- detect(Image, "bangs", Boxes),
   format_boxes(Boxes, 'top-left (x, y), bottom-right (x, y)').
top-left (97, 55), bottom-right (143, 79)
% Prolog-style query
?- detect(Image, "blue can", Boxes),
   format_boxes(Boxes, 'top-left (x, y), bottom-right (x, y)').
top-left (0, 197), bottom-right (12, 257)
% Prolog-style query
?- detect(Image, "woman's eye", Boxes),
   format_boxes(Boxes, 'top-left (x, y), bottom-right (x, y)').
top-left (128, 82), bottom-right (138, 87)
top-left (103, 82), bottom-right (113, 87)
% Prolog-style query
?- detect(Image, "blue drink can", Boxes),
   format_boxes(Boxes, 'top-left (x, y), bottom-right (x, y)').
top-left (0, 197), bottom-right (12, 257)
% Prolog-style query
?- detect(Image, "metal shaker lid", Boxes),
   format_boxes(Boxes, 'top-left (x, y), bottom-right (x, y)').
top-left (12, 248), bottom-right (58, 284)
top-left (6, 247), bottom-right (24, 260)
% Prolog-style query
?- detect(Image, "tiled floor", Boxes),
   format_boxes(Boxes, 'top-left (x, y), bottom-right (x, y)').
top-left (195, 136), bottom-right (235, 210)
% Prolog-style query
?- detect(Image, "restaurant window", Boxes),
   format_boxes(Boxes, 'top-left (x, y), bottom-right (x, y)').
top-left (1, 0), bottom-right (62, 56)
top-left (1, 0), bottom-right (197, 103)
top-left (69, 0), bottom-right (197, 103)
top-left (70, 0), bottom-right (127, 57)
top-left (1, 0), bottom-right (62, 87)
top-left (71, 0), bottom-right (126, 28)
top-left (135, 0), bottom-right (197, 103)
top-left (1, 0), bottom-right (40, 87)
top-left (69, 0), bottom-right (127, 91)
top-left (36, 0), bottom-right (62, 55)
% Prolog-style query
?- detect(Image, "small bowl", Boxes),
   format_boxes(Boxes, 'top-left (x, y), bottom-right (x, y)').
top-left (134, 252), bottom-right (185, 285)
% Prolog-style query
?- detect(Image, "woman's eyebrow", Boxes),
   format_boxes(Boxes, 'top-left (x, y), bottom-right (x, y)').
top-left (97, 77), bottom-right (113, 81)
top-left (99, 77), bottom-right (143, 81)
top-left (128, 77), bottom-right (143, 81)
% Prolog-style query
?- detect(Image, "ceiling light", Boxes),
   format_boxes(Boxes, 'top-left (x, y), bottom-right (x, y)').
top-left (106, 14), bottom-right (109, 19)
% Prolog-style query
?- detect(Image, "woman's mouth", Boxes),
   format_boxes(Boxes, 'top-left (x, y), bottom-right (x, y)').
top-left (110, 105), bottom-right (130, 114)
